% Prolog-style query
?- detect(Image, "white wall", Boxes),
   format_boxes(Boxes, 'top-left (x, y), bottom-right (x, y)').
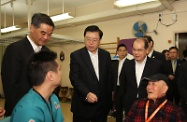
top-left (1, 0), bottom-right (187, 95)
top-left (51, 0), bottom-right (187, 87)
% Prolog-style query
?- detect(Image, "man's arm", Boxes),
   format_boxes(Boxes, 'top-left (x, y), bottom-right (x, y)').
top-left (69, 52), bottom-right (90, 100)
top-left (178, 63), bottom-right (187, 103)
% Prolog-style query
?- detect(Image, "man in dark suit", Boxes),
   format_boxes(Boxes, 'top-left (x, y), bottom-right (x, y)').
top-left (112, 44), bottom-right (128, 122)
top-left (178, 62), bottom-right (187, 116)
top-left (69, 25), bottom-right (112, 122)
top-left (120, 37), bottom-right (162, 115)
top-left (182, 49), bottom-right (187, 62)
top-left (143, 35), bottom-right (165, 64)
top-left (164, 46), bottom-right (181, 105)
top-left (1, 13), bottom-right (55, 116)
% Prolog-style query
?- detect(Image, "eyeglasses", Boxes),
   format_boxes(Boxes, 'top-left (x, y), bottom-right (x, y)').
top-left (85, 37), bottom-right (100, 43)
top-left (169, 51), bottom-right (177, 54)
top-left (132, 48), bottom-right (145, 52)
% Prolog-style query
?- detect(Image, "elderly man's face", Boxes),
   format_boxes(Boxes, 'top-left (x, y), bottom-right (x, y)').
top-left (146, 80), bottom-right (168, 101)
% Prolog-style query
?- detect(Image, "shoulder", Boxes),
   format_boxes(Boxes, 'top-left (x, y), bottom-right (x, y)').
top-left (165, 101), bottom-right (185, 113)
top-left (147, 57), bottom-right (161, 64)
top-left (132, 98), bottom-right (147, 107)
top-left (70, 47), bottom-right (85, 56)
top-left (6, 37), bottom-right (29, 51)
top-left (180, 62), bottom-right (187, 67)
top-left (11, 107), bottom-right (44, 122)
top-left (51, 93), bottom-right (60, 102)
top-left (98, 48), bottom-right (110, 54)
top-left (153, 50), bottom-right (164, 57)
top-left (9, 37), bottom-right (28, 47)
top-left (124, 59), bottom-right (134, 65)
top-left (11, 90), bottom-right (47, 121)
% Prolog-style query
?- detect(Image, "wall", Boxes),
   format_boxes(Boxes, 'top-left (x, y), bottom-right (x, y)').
top-left (51, 0), bottom-right (187, 87)
top-left (48, 43), bottom-right (84, 88)
top-left (0, 0), bottom-right (187, 95)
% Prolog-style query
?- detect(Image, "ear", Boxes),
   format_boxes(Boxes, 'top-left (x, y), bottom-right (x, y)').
top-left (30, 24), bottom-right (34, 33)
top-left (150, 41), bottom-right (153, 47)
top-left (146, 48), bottom-right (149, 55)
top-left (46, 71), bottom-right (54, 81)
top-left (162, 85), bottom-right (168, 94)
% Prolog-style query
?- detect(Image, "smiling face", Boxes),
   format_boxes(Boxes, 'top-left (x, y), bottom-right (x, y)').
top-left (29, 23), bottom-right (54, 46)
top-left (146, 80), bottom-right (168, 101)
top-left (132, 38), bottom-right (148, 63)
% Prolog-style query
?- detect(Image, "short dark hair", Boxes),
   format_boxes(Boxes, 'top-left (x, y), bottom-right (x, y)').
top-left (31, 13), bottom-right (55, 29)
top-left (84, 25), bottom-right (103, 39)
top-left (162, 49), bottom-right (169, 54)
top-left (117, 44), bottom-right (127, 51)
top-left (169, 46), bottom-right (178, 52)
top-left (27, 50), bottom-right (58, 86)
top-left (143, 35), bottom-right (154, 46)
top-left (133, 37), bottom-right (149, 49)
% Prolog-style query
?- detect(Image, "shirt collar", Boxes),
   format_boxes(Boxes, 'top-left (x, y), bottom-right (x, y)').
top-left (149, 96), bottom-right (167, 103)
top-left (148, 50), bottom-right (153, 57)
top-left (27, 35), bottom-right (42, 52)
top-left (119, 57), bottom-right (126, 62)
top-left (135, 56), bottom-right (147, 65)
top-left (88, 49), bottom-right (98, 56)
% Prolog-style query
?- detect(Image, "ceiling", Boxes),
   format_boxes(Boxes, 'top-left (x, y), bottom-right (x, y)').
top-left (0, 0), bottom-right (180, 45)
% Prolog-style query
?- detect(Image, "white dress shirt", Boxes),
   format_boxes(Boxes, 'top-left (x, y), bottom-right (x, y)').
top-left (27, 35), bottom-right (42, 53)
top-left (117, 57), bottom-right (126, 86)
top-left (88, 50), bottom-right (99, 80)
top-left (135, 56), bottom-right (147, 87)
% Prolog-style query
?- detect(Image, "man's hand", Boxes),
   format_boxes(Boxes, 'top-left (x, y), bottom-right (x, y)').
top-left (86, 92), bottom-right (98, 103)
top-left (168, 75), bottom-right (175, 80)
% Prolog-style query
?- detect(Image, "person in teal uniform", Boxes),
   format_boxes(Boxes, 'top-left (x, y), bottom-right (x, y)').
top-left (10, 50), bottom-right (64, 122)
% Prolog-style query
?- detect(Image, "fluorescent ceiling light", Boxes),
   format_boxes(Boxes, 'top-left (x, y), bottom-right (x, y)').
top-left (114, 0), bottom-right (157, 8)
top-left (1, 25), bottom-right (21, 33)
top-left (50, 13), bottom-right (73, 22)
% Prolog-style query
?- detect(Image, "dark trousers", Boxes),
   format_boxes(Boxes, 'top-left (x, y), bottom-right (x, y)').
top-left (115, 86), bottom-right (124, 122)
top-left (73, 100), bottom-right (108, 122)
top-left (73, 113), bottom-right (107, 122)
top-left (167, 81), bottom-right (180, 105)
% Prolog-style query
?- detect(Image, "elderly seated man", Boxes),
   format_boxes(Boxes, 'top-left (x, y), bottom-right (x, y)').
top-left (125, 74), bottom-right (186, 122)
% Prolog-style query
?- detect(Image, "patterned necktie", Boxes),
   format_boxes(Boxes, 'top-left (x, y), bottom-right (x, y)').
top-left (172, 60), bottom-right (175, 73)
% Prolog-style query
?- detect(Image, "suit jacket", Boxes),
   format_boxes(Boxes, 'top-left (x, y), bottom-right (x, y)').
top-left (112, 58), bottom-right (129, 93)
top-left (120, 57), bottom-right (162, 114)
top-left (69, 47), bottom-right (112, 118)
top-left (151, 50), bottom-right (166, 64)
top-left (163, 59), bottom-right (181, 77)
top-left (1, 37), bottom-right (49, 116)
top-left (178, 62), bottom-right (187, 103)
top-left (163, 59), bottom-right (182, 87)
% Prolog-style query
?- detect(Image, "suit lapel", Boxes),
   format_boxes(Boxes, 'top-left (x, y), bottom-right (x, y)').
top-left (82, 47), bottom-right (98, 80)
top-left (131, 60), bottom-right (137, 87)
top-left (23, 37), bottom-right (35, 54)
top-left (141, 56), bottom-right (151, 79)
top-left (98, 49), bottom-right (105, 82)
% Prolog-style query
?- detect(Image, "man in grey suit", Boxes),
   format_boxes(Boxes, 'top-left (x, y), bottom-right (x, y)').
top-left (120, 37), bottom-right (162, 115)
top-left (69, 25), bottom-right (112, 122)
top-left (1, 13), bottom-right (55, 116)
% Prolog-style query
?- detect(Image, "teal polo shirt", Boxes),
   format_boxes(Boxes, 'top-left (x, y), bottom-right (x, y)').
top-left (11, 89), bottom-right (64, 122)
